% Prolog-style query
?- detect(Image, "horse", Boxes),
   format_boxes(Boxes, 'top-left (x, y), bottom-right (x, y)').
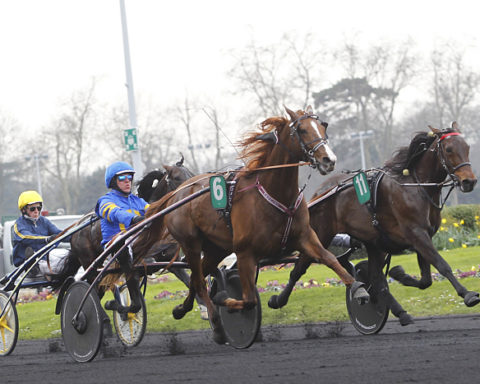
top-left (267, 122), bottom-right (478, 326)
top-left (133, 105), bottom-right (370, 342)
top-left (56, 158), bottom-right (195, 295)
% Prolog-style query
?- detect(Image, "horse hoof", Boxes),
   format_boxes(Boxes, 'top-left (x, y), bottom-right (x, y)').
top-left (464, 291), bottom-right (480, 307)
top-left (268, 295), bottom-right (280, 309)
top-left (399, 312), bottom-right (414, 326)
top-left (351, 281), bottom-right (370, 305)
top-left (172, 305), bottom-right (186, 320)
top-left (388, 265), bottom-right (406, 281)
top-left (212, 328), bottom-right (226, 345)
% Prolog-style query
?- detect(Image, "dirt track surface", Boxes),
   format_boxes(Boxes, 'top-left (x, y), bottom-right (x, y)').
top-left (3, 314), bottom-right (480, 384)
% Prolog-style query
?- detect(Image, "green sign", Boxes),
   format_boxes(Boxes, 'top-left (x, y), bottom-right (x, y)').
top-left (353, 172), bottom-right (371, 204)
top-left (210, 176), bottom-right (227, 210)
top-left (124, 128), bottom-right (138, 151)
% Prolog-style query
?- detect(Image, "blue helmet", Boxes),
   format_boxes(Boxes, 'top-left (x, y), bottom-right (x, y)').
top-left (105, 161), bottom-right (135, 188)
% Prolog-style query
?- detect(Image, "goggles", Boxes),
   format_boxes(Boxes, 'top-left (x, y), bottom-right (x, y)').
top-left (117, 174), bottom-right (133, 182)
top-left (28, 205), bottom-right (42, 212)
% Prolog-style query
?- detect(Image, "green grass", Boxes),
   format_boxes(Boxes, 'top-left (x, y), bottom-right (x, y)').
top-left (13, 246), bottom-right (480, 340)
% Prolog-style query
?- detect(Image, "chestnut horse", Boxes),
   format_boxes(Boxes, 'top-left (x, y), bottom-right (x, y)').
top-left (134, 106), bottom-right (369, 342)
top-left (268, 123), bottom-right (478, 325)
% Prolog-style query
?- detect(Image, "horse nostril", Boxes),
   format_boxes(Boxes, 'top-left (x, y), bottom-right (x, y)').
top-left (461, 179), bottom-right (477, 192)
top-left (322, 157), bottom-right (333, 165)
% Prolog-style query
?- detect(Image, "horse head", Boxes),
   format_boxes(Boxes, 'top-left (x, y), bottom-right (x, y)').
top-left (429, 122), bottom-right (477, 192)
top-left (163, 157), bottom-right (195, 191)
top-left (284, 105), bottom-right (336, 175)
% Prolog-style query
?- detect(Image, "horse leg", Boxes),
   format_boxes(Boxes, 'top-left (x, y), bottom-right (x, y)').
top-left (407, 230), bottom-right (480, 307)
top-left (226, 251), bottom-right (258, 310)
top-left (170, 267), bottom-right (206, 307)
top-left (300, 229), bottom-right (369, 303)
top-left (389, 252), bottom-right (433, 289)
top-left (268, 255), bottom-right (313, 309)
top-left (366, 245), bottom-right (413, 326)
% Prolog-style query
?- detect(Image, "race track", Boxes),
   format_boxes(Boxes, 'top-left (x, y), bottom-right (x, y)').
top-left (2, 314), bottom-right (480, 384)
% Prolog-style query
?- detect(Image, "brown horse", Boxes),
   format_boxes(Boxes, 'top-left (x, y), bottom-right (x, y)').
top-left (268, 123), bottom-right (478, 325)
top-left (134, 106), bottom-right (369, 341)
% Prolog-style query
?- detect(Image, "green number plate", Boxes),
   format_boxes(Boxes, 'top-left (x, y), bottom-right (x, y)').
top-left (353, 172), bottom-right (371, 204)
top-left (210, 176), bottom-right (227, 210)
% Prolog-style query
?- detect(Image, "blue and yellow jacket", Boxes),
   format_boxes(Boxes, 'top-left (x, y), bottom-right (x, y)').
top-left (12, 215), bottom-right (61, 267)
top-left (95, 190), bottom-right (149, 246)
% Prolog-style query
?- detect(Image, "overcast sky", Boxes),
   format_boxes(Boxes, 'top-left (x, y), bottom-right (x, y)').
top-left (0, 0), bottom-right (478, 136)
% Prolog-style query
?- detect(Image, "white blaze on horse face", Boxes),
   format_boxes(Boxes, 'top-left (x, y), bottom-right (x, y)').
top-left (310, 120), bottom-right (337, 163)
top-left (324, 143), bottom-right (337, 163)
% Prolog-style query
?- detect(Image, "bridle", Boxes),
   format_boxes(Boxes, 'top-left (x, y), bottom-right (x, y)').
top-left (434, 132), bottom-right (471, 184)
top-left (288, 114), bottom-right (330, 169)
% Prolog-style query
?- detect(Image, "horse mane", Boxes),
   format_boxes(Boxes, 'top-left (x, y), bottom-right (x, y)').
top-left (384, 129), bottom-right (454, 176)
top-left (238, 116), bottom-right (289, 170)
top-left (136, 169), bottom-right (166, 201)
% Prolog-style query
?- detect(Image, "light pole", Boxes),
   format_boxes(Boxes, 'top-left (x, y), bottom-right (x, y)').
top-left (119, 0), bottom-right (145, 177)
top-left (25, 154), bottom-right (48, 197)
top-left (350, 130), bottom-right (374, 170)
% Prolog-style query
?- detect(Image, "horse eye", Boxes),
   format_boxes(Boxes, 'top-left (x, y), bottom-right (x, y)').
top-left (445, 146), bottom-right (453, 153)
top-left (297, 128), bottom-right (306, 134)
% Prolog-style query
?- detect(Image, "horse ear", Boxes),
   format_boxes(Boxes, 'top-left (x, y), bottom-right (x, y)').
top-left (255, 132), bottom-right (278, 143)
top-left (176, 153), bottom-right (184, 166)
top-left (428, 125), bottom-right (441, 135)
top-left (451, 121), bottom-right (460, 131)
top-left (305, 105), bottom-right (313, 114)
top-left (284, 106), bottom-right (297, 122)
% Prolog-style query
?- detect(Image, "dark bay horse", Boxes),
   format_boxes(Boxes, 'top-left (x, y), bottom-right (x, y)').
top-left (268, 123), bottom-right (478, 325)
top-left (134, 106), bottom-right (369, 341)
top-left (57, 159), bottom-right (194, 292)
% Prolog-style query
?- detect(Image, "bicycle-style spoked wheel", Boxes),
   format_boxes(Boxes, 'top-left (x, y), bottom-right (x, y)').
top-left (112, 284), bottom-right (146, 347)
top-left (0, 290), bottom-right (18, 356)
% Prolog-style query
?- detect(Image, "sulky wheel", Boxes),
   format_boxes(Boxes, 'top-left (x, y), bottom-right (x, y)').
top-left (112, 284), bottom-right (146, 348)
top-left (0, 290), bottom-right (18, 356)
top-left (346, 260), bottom-right (389, 335)
top-left (61, 281), bottom-right (107, 362)
top-left (210, 269), bottom-right (261, 349)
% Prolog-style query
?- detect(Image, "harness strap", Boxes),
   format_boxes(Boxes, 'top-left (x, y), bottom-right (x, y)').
top-left (238, 175), bottom-right (303, 249)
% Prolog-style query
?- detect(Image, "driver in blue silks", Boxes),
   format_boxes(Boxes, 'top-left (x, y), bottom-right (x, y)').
top-left (95, 161), bottom-right (149, 247)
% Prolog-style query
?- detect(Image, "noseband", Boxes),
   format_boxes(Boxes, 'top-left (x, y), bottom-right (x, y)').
top-left (288, 114), bottom-right (329, 168)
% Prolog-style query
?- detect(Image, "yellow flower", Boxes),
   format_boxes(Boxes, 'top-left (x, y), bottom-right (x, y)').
top-left (471, 266), bottom-right (477, 272)
top-left (460, 219), bottom-right (465, 225)
top-left (322, 282), bottom-right (330, 287)
top-left (442, 218), bottom-right (447, 224)
top-left (453, 223), bottom-right (459, 228)
top-left (477, 235), bottom-right (480, 239)
top-left (440, 226), bottom-right (445, 231)
top-left (462, 244), bottom-right (467, 248)
top-left (448, 238), bottom-right (454, 243)
top-left (475, 216), bottom-right (479, 220)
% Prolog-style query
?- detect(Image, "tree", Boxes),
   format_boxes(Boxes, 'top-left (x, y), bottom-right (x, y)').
top-left (430, 43), bottom-right (480, 140)
top-left (40, 80), bottom-right (97, 213)
top-left (228, 32), bottom-right (325, 122)
top-left (313, 39), bottom-right (418, 167)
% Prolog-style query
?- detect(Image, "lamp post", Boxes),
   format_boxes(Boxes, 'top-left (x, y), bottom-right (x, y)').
top-left (350, 130), bottom-right (374, 170)
top-left (119, 0), bottom-right (145, 177)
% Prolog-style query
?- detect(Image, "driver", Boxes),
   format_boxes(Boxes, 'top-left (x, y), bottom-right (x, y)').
top-left (12, 191), bottom-right (62, 273)
top-left (95, 161), bottom-right (149, 247)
